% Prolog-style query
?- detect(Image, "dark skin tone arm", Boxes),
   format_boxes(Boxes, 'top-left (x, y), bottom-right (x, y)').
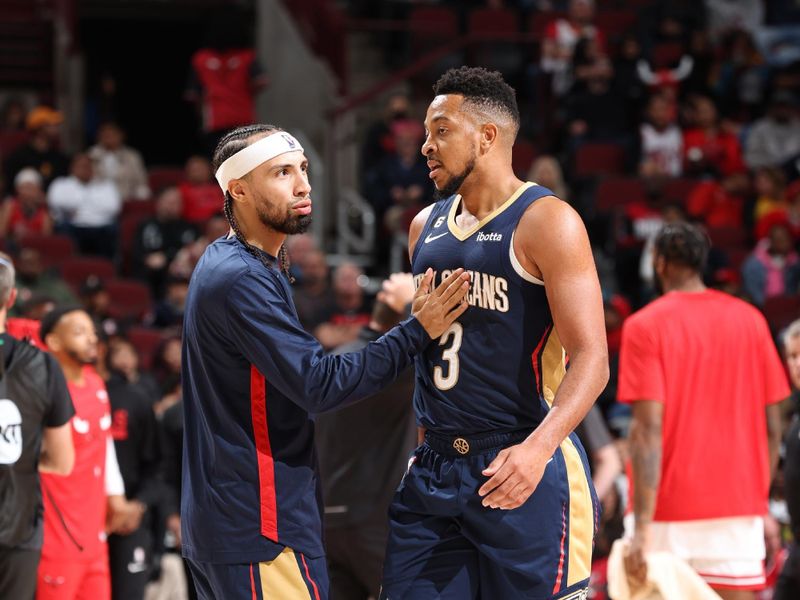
top-left (624, 400), bottom-right (663, 584)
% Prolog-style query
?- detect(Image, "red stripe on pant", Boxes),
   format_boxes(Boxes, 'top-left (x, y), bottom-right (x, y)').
top-left (552, 502), bottom-right (568, 594)
top-left (250, 366), bottom-right (278, 539)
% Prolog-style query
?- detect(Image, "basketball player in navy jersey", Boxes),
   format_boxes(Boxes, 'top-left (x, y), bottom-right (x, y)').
top-left (380, 67), bottom-right (609, 599)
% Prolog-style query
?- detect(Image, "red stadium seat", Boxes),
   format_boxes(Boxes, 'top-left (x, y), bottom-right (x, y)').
top-left (595, 177), bottom-right (647, 211)
top-left (574, 143), bottom-right (626, 177)
top-left (661, 178), bottom-right (699, 207)
top-left (147, 167), bottom-right (184, 193)
top-left (528, 12), bottom-right (565, 37)
top-left (652, 42), bottom-right (684, 68)
top-left (121, 199), bottom-right (156, 219)
top-left (707, 226), bottom-right (748, 250)
top-left (19, 234), bottom-right (75, 269)
top-left (105, 279), bottom-right (153, 321)
top-left (763, 294), bottom-right (800, 335)
top-left (60, 257), bottom-right (116, 292)
top-left (595, 11), bottom-right (637, 38)
top-left (0, 130), bottom-right (29, 158)
top-left (126, 326), bottom-right (164, 370)
top-left (512, 140), bottom-right (537, 179)
top-left (119, 214), bottom-right (145, 276)
top-left (468, 8), bottom-right (518, 35)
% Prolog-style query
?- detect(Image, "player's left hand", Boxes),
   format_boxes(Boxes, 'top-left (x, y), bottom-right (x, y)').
top-left (478, 441), bottom-right (550, 509)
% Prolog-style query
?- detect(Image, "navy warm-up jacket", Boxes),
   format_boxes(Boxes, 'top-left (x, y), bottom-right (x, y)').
top-left (180, 236), bottom-right (430, 563)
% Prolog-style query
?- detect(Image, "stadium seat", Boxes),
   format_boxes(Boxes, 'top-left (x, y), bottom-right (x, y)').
top-left (528, 12), bottom-right (565, 38)
top-left (512, 140), bottom-right (537, 179)
top-left (595, 178), bottom-right (647, 211)
top-left (707, 226), bottom-right (748, 250)
top-left (119, 214), bottom-right (145, 276)
top-left (127, 326), bottom-right (164, 370)
top-left (121, 199), bottom-right (156, 219)
top-left (574, 142), bottom-right (626, 177)
top-left (763, 294), bottom-right (800, 335)
top-left (408, 6), bottom-right (463, 85)
top-left (652, 42), bottom-right (684, 68)
top-left (0, 130), bottom-right (29, 157)
top-left (105, 279), bottom-right (153, 321)
top-left (661, 178), bottom-right (699, 207)
top-left (19, 234), bottom-right (76, 269)
top-left (147, 166), bottom-right (184, 193)
top-left (60, 256), bottom-right (116, 292)
top-left (595, 11), bottom-right (637, 38)
top-left (468, 8), bottom-right (523, 79)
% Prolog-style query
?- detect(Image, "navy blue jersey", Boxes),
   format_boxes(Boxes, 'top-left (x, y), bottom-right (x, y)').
top-left (181, 236), bottom-right (430, 564)
top-left (412, 182), bottom-right (565, 435)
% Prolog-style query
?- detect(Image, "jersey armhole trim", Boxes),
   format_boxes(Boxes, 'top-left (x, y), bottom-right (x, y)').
top-left (509, 231), bottom-right (544, 285)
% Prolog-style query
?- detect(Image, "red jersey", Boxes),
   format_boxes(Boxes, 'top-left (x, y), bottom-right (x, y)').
top-left (190, 48), bottom-right (262, 131)
top-left (179, 181), bottom-right (223, 223)
top-left (618, 289), bottom-right (789, 521)
top-left (5, 198), bottom-right (49, 237)
top-left (40, 367), bottom-right (112, 560)
top-left (683, 128), bottom-right (745, 176)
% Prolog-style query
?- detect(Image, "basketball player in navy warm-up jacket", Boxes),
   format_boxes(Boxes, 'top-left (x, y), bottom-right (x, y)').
top-left (181, 124), bottom-right (469, 600)
top-left (380, 68), bottom-right (609, 599)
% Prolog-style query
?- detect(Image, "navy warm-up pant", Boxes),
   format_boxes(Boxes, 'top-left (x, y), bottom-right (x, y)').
top-left (381, 430), bottom-right (598, 600)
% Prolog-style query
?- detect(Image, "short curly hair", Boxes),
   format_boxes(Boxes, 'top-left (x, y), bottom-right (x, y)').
top-left (654, 222), bottom-right (709, 273)
top-left (433, 67), bottom-right (519, 133)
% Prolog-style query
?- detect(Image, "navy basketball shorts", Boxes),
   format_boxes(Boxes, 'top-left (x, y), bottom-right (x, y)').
top-left (187, 545), bottom-right (328, 600)
top-left (380, 430), bottom-right (599, 600)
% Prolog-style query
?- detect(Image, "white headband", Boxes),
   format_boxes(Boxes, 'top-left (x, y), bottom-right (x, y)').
top-left (215, 132), bottom-right (304, 192)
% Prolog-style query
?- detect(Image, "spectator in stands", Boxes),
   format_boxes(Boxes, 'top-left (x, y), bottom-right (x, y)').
top-left (107, 337), bottom-right (161, 405)
top-left (361, 92), bottom-right (412, 175)
top-left (364, 119), bottom-right (432, 260)
top-left (157, 397), bottom-right (195, 600)
top-left (564, 65), bottom-right (630, 155)
top-left (778, 318), bottom-right (800, 599)
top-left (753, 166), bottom-right (788, 222)
top-left (285, 232), bottom-right (320, 283)
top-left (0, 252), bottom-right (74, 600)
top-left (540, 0), bottom-right (605, 97)
top-left (620, 222), bottom-right (787, 596)
top-left (527, 155), bottom-right (568, 202)
top-left (79, 277), bottom-right (119, 338)
top-left (151, 336), bottom-right (182, 417)
top-left (168, 215), bottom-right (228, 280)
top-left (3, 106), bottom-right (69, 195)
top-left (745, 89), bottom-right (800, 171)
top-left (705, 0), bottom-right (764, 41)
top-left (37, 306), bottom-right (140, 600)
top-left (184, 12), bottom-right (269, 155)
top-left (639, 93), bottom-right (683, 179)
top-left (742, 220), bottom-right (800, 306)
top-left (11, 248), bottom-right (77, 316)
top-left (0, 168), bottom-right (52, 243)
top-left (292, 249), bottom-right (335, 331)
top-left (316, 272), bottom-right (417, 600)
top-left (48, 152), bottom-right (122, 259)
top-left (151, 276), bottom-right (189, 329)
top-left (88, 122), bottom-right (151, 201)
top-left (714, 29), bottom-right (769, 121)
top-left (687, 173), bottom-right (749, 228)
top-left (570, 35), bottom-right (612, 95)
top-left (132, 186), bottom-right (197, 298)
top-left (683, 94), bottom-right (745, 177)
top-left (0, 96), bottom-right (27, 132)
top-left (314, 262), bottom-right (371, 350)
top-left (101, 334), bottom-right (163, 600)
top-left (177, 155), bottom-right (223, 225)
top-left (639, 203), bottom-right (688, 295)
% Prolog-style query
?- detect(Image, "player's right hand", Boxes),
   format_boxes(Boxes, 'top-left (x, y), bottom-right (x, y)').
top-left (412, 267), bottom-right (470, 338)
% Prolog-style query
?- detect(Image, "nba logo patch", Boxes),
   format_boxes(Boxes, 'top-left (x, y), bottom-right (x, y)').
top-left (281, 133), bottom-right (297, 149)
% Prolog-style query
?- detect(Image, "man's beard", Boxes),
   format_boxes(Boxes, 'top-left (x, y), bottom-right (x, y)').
top-left (434, 156), bottom-right (476, 201)
top-left (65, 347), bottom-right (96, 366)
top-left (256, 203), bottom-right (312, 235)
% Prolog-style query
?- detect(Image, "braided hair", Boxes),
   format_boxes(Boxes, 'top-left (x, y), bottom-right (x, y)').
top-left (212, 124), bottom-right (294, 281)
top-left (653, 222), bottom-right (710, 273)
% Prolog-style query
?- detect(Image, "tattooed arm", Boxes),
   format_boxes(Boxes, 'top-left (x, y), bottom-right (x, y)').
top-left (624, 400), bottom-right (663, 584)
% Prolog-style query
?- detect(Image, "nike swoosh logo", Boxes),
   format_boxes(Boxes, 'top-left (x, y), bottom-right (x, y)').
top-left (424, 232), bottom-right (448, 243)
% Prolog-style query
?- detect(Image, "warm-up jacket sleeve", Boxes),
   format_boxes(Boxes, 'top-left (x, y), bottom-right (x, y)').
top-left (225, 269), bottom-right (430, 414)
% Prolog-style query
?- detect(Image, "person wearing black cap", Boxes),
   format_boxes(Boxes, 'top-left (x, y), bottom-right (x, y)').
top-left (0, 253), bottom-right (74, 600)
top-left (745, 89), bottom-right (800, 170)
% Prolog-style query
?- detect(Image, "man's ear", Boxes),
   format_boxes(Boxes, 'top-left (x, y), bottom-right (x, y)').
top-left (5, 288), bottom-right (17, 310)
top-left (480, 123), bottom-right (498, 152)
top-left (228, 178), bottom-right (249, 203)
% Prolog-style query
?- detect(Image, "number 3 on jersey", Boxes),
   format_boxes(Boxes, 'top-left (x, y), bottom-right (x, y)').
top-left (434, 323), bottom-right (463, 390)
